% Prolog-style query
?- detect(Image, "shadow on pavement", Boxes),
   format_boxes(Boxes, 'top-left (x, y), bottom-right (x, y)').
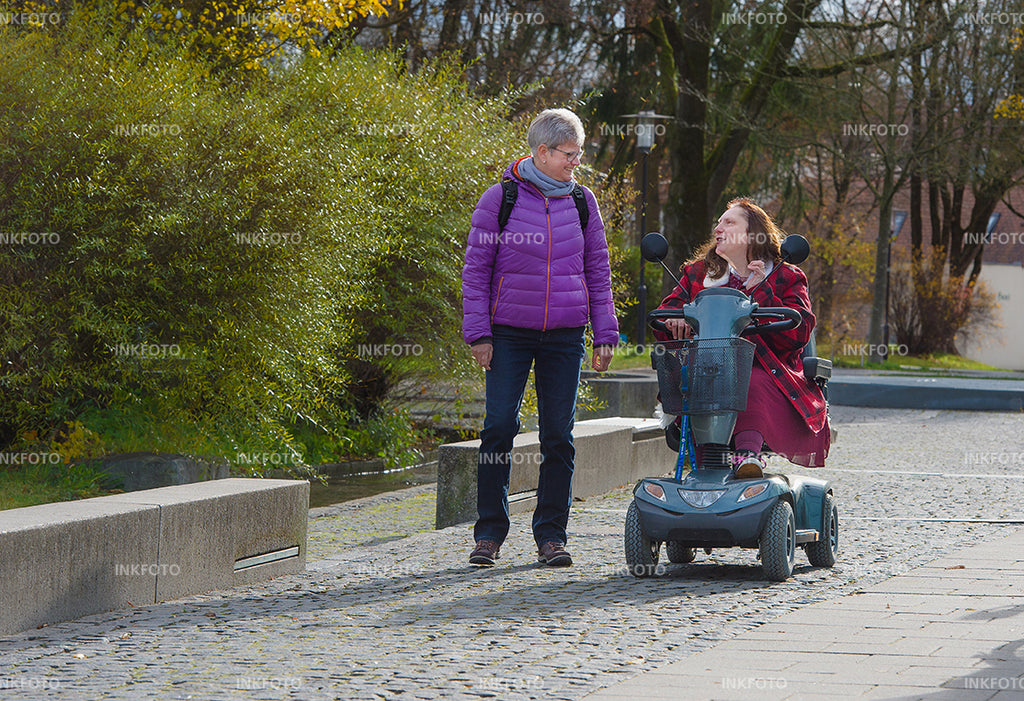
top-left (0, 556), bottom-right (795, 651)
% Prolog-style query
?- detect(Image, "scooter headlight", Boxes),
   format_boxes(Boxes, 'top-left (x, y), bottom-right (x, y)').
top-left (678, 488), bottom-right (727, 509)
top-left (643, 482), bottom-right (667, 501)
top-left (737, 482), bottom-right (769, 503)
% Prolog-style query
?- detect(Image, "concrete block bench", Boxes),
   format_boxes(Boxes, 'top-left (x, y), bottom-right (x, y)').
top-left (435, 417), bottom-right (667, 528)
top-left (0, 478), bottom-right (308, 636)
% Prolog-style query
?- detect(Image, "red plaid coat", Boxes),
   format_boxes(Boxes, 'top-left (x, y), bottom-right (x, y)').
top-left (654, 260), bottom-right (828, 433)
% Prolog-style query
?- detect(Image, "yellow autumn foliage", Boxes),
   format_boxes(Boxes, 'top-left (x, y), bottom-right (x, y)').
top-left (995, 28), bottom-right (1024, 120)
top-left (3, 0), bottom-right (401, 70)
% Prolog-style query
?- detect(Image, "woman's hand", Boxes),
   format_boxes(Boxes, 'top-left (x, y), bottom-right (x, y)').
top-left (471, 343), bottom-right (493, 370)
top-left (744, 260), bottom-right (767, 289)
top-left (665, 319), bottom-right (693, 340)
top-left (592, 345), bottom-right (614, 372)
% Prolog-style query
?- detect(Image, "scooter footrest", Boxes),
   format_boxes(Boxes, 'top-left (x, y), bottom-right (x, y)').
top-left (795, 529), bottom-right (818, 544)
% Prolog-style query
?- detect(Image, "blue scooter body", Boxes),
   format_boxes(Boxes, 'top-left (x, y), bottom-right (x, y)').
top-left (632, 470), bottom-right (832, 549)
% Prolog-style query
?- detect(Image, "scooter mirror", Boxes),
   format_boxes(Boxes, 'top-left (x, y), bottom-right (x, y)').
top-left (780, 234), bottom-right (810, 265)
top-left (641, 232), bottom-right (669, 262)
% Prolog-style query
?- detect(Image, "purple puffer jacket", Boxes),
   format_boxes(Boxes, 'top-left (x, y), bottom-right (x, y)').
top-left (462, 158), bottom-right (619, 347)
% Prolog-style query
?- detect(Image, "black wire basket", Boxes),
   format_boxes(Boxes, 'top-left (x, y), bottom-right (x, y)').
top-left (653, 337), bottom-right (756, 415)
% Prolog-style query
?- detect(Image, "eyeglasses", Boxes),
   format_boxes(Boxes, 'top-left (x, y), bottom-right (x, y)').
top-left (550, 145), bottom-right (584, 161)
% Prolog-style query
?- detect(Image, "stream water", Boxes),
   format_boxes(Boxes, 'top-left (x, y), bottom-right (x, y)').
top-left (306, 460), bottom-right (438, 508)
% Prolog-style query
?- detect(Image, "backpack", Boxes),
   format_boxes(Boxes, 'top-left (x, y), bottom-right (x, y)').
top-left (497, 178), bottom-right (590, 233)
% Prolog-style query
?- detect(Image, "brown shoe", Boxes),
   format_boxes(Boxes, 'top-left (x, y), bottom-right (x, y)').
top-left (733, 451), bottom-right (765, 479)
top-left (469, 540), bottom-right (500, 566)
top-left (537, 541), bottom-right (573, 567)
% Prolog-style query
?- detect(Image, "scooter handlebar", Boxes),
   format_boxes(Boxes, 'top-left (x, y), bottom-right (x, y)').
top-left (647, 308), bottom-right (687, 334)
top-left (745, 306), bottom-right (802, 335)
top-left (647, 304), bottom-right (801, 336)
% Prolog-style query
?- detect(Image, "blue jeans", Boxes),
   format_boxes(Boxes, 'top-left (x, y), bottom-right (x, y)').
top-left (474, 324), bottom-right (585, 548)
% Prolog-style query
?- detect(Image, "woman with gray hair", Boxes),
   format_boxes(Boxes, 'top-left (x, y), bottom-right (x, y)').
top-left (461, 108), bottom-right (619, 567)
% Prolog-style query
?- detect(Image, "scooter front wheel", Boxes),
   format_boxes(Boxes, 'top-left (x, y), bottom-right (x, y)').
top-left (624, 501), bottom-right (661, 577)
top-left (760, 499), bottom-right (796, 581)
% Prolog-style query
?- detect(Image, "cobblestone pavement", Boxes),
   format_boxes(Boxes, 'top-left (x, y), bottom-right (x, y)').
top-left (1, 407), bottom-right (1022, 700)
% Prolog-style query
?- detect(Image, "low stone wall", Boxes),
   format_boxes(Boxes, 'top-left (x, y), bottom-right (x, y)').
top-left (0, 478), bottom-right (308, 636)
top-left (435, 417), bottom-right (668, 529)
top-left (827, 373), bottom-right (1024, 410)
top-left (578, 372), bottom-right (660, 420)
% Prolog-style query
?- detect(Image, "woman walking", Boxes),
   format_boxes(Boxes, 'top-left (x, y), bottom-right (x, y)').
top-left (461, 108), bottom-right (618, 567)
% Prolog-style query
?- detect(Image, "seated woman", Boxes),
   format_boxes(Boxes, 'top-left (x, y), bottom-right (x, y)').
top-left (655, 197), bottom-right (830, 478)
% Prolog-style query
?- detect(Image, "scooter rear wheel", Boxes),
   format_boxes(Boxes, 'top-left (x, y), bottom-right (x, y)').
top-left (624, 501), bottom-right (661, 577)
top-left (806, 493), bottom-right (839, 567)
top-left (666, 541), bottom-right (697, 563)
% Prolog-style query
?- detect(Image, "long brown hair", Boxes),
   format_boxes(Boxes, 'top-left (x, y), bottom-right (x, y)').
top-left (687, 198), bottom-right (785, 279)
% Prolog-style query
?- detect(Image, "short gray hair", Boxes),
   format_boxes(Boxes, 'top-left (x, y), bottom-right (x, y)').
top-left (527, 108), bottom-right (585, 154)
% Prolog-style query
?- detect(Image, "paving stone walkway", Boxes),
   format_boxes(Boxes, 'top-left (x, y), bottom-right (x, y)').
top-left (0, 407), bottom-right (1022, 700)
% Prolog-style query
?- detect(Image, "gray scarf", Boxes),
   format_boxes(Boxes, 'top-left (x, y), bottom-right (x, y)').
top-left (518, 156), bottom-right (576, 197)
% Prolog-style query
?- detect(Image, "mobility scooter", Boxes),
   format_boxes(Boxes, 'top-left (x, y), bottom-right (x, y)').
top-left (624, 233), bottom-right (838, 582)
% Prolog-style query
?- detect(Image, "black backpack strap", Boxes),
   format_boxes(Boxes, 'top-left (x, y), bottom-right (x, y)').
top-left (571, 184), bottom-right (589, 232)
top-left (498, 178), bottom-right (518, 233)
top-left (499, 178), bottom-right (590, 233)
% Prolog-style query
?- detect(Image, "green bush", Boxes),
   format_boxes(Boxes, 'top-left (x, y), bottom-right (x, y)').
top-left (0, 14), bottom-right (523, 469)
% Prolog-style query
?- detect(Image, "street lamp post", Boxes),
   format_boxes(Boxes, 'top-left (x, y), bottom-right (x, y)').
top-left (621, 109), bottom-right (670, 348)
top-left (882, 210), bottom-right (908, 360)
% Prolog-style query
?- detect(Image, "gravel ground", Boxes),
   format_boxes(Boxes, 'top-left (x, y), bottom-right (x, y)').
top-left (1, 406), bottom-right (1022, 700)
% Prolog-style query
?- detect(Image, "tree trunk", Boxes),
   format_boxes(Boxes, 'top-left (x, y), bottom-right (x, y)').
top-left (658, 0), bottom-right (712, 295)
top-left (867, 190), bottom-right (894, 363)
